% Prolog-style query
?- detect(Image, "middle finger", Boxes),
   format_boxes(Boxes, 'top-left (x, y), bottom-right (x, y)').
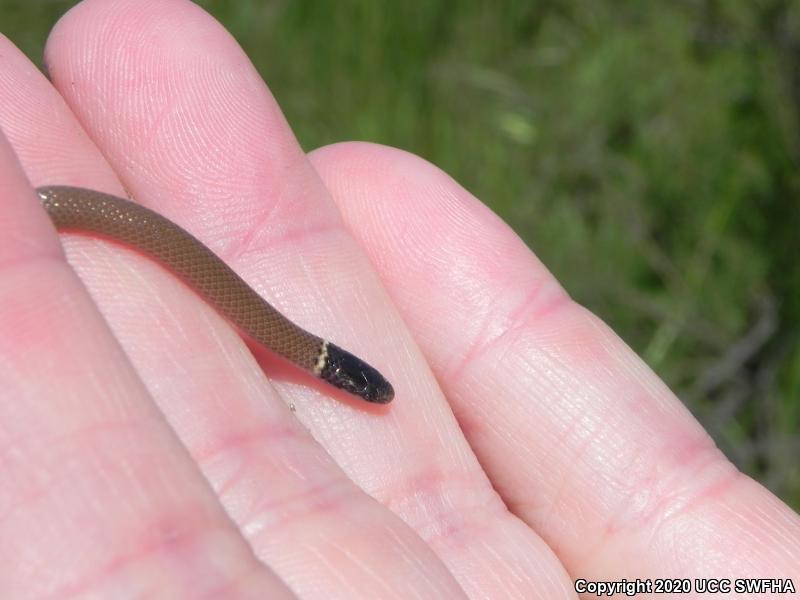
top-left (39, 0), bottom-right (472, 597)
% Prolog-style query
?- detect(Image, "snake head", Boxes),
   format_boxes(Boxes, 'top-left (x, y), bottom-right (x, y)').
top-left (320, 343), bottom-right (394, 404)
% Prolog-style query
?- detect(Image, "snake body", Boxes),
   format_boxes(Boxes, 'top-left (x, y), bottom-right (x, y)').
top-left (36, 186), bottom-right (394, 404)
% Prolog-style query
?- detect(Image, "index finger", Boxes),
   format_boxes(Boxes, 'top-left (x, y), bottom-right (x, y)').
top-left (310, 141), bottom-right (800, 582)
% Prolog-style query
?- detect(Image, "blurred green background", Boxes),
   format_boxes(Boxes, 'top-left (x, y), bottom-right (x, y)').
top-left (4, 1), bottom-right (799, 510)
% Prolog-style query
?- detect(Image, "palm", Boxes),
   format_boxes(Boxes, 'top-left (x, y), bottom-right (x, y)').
top-left (0, 1), bottom-right (797, 598)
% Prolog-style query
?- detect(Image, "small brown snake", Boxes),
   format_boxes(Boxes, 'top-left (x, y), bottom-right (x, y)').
top-left (37, 186), bottom-right (394, 404)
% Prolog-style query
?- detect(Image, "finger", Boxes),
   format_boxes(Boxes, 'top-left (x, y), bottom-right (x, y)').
top-left (0, 130), bottom-right (292, 598)
top-left (41, 1), bottom-right (479, 597)
top-left (310, 141), bottom-right (800, 580)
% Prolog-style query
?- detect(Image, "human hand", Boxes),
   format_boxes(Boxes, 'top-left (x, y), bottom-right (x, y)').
top-left (0, 1), bottom-right (797, 598)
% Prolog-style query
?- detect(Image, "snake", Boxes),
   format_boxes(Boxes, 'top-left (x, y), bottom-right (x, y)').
top-left (36, 186), bottom-right (394, 404)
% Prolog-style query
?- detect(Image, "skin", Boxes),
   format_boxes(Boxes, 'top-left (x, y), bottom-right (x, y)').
top-left (0, 1), bottom-right (797, 598)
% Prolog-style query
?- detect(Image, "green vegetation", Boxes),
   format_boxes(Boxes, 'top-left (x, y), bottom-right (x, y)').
top-left (5, 0), bottom-right (799, 508)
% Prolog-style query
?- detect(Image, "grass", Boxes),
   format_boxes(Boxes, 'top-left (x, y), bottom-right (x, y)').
top-left (4, 0), bottom-right (799, 509)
